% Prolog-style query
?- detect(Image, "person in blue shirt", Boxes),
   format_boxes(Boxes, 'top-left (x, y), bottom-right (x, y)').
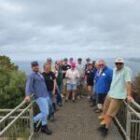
top-left (24, 61), bottom-right (52, 135)
top-left (94, 59), bottom-right (113, 113)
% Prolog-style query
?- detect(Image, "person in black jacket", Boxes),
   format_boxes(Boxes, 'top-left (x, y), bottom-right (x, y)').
top-left (42, 63), bottom-right (57, 121)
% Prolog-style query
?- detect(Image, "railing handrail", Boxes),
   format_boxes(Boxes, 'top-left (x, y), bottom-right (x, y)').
top-left (123, 100), bottom-right (140, 119)
top-left (0, 109), bottom-right (26, 112)
top-left (0, 101), bottom-right (34, 136)
top-left (131, 100), bottom-right (140, 110)
top-left (0, 100), bottom-right (26, 125)
top-left (0, 95), bottom-right (33, 125)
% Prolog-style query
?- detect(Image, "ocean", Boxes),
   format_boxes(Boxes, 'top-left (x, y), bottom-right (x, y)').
top-left (14, 58), bottom-right (140, 78)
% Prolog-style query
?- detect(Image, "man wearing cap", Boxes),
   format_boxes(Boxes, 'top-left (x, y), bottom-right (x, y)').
top-left (98, 58), bottom-right (133, 137)
top-left (24, 61), bottom-right (52, 135)
top-left (65, 62), bottom-right (80, 102)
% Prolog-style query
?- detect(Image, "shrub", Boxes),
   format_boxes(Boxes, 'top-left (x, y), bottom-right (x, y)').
top-left (0, 55), bottom-right (26, 108)
top-left (132, 73), bottom-right (140, 104)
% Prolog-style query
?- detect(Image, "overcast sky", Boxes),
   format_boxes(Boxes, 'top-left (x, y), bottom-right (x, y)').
top-left (0, 0), bottom-right (140, 61)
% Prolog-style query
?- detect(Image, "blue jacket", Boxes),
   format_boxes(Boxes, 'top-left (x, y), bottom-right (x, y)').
top-left (95, 67), bottom-right (113, 94)
top-left (25, 72), bottom-right (49, 99)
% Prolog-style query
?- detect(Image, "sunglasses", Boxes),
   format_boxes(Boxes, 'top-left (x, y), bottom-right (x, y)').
top-left (99, 64), bottom-right (104, 66)
top-left (115, 63), bottom-right (123, 65)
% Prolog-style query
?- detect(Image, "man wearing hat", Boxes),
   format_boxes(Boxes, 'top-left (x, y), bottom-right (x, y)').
top-left (24, 61), bottom-right (52, 135)
top-left (98, 58), bottom-right (133, 138)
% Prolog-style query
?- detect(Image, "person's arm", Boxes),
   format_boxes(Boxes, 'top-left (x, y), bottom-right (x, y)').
top-left (24, 74), bottom-right (34, 102)
top-left (66, 70), bottom-right (70, 80)
top-left (125, 68), bottom-right (133, 102)
top-left (126, 82), bottom-right (133, 102)
top-left (76, 70), bottom-right (80, 79)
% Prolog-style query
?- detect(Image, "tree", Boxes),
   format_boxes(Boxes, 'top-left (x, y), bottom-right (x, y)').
top-left (0, 55), bottom-right (26, 108)
top-left (132, 73), bottom-right (140, 104)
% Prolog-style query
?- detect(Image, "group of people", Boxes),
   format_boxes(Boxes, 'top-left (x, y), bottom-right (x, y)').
top-left (24, 57), bottom-right (134, 138)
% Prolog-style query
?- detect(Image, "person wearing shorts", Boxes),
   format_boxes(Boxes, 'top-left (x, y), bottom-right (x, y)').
top-left (65, 62), bottom-right (80, 102)
top-left (98, 58), bottom-right (134, 138)
top-left (85, 63), bottom-right (96, 100)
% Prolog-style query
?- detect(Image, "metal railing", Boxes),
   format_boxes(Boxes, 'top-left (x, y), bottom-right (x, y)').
top-left (115, 100), bottom-right (140, 140)
top-left (0, 96), bottom-right (140, 140)
top-left (0, 99), bottom-right (34, 140)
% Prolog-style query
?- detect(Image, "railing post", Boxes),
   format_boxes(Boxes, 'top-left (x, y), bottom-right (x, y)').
top-left (126, 103), bottom-right (131, 140)
top-left (29, 103), bottom-right (34, 140)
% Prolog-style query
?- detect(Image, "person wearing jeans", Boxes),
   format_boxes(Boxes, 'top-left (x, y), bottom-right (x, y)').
top-left (42, 63), bottom-right (57, 120)
top-left (24, 61), bottom-right (52, 135)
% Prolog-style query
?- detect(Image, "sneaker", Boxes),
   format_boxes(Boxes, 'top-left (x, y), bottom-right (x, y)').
top-left (87, 96), bottom-right (91, 99)
top-left (65, 98), bottom-right (68, 102)
top-left (101, 127), bottom-right (108, 138)
top-left (97, 125), bottom-right (105, 132)
top-left (61, 94), bottom-right (65, 98)
top-left (72, 99), bottom-right (76, 103)
top-left (95, 109), bottom-right (102, 113)
top-left (50, 115), bottom-right (55, 122)
top-left (58, 102), bottom-right (63, 107)
top-left (41, 125), bottom-right (52, 135)
top-left (77, 96), bottom-right (81, 100)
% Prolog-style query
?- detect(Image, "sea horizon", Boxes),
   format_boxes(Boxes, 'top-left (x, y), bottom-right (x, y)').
top-left (14, 57), bottom-right (140, 78)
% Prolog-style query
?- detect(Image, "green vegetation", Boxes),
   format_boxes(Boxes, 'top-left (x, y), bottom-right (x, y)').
top-left (0, 55), bottom-right (26, 108)
top-left (132, 74), bottom-right (140, 104)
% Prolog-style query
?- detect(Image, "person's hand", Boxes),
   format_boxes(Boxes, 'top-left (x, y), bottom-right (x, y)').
top-left (67, 77), bottom-right (71, 80)
top-left (24, 96), bottom-right (31, 102)
top-left (127, 96), bottom-right (134, 102)
top-left (76, 76), bottom-right (79, 79)
top-left (52, 90), bottom-right (55, 95)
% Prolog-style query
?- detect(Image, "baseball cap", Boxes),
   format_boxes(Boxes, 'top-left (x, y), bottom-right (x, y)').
top-left (115, 58), bottom-right (124, 63)
top-left (31, 61), bottom-right (39, 67)
top-left (71, 62), bottom-right (76, 67)
top-left (78, 58), bottom-right (82, 61)
top-left (64, 58), bottom-right (68, 61)
top-left (86, 58), bottom-right (90, 61)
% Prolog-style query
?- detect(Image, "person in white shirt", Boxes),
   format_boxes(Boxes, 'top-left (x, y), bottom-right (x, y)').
top-left (76, 58), bottom-right (85, 99)
top-left (65, 62), bottom-right (80, 102)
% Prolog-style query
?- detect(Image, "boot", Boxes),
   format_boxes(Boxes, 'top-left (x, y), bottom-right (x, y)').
top-left (41, 125), bottom-right (52, 135)
top-left (101, 127), bottom-right (108, 138)
top-left (97, 124), bottom-right (105, 132)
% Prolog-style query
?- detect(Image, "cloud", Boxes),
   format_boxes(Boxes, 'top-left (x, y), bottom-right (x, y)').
top-left (0, 0), bottom-right (140, 61)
